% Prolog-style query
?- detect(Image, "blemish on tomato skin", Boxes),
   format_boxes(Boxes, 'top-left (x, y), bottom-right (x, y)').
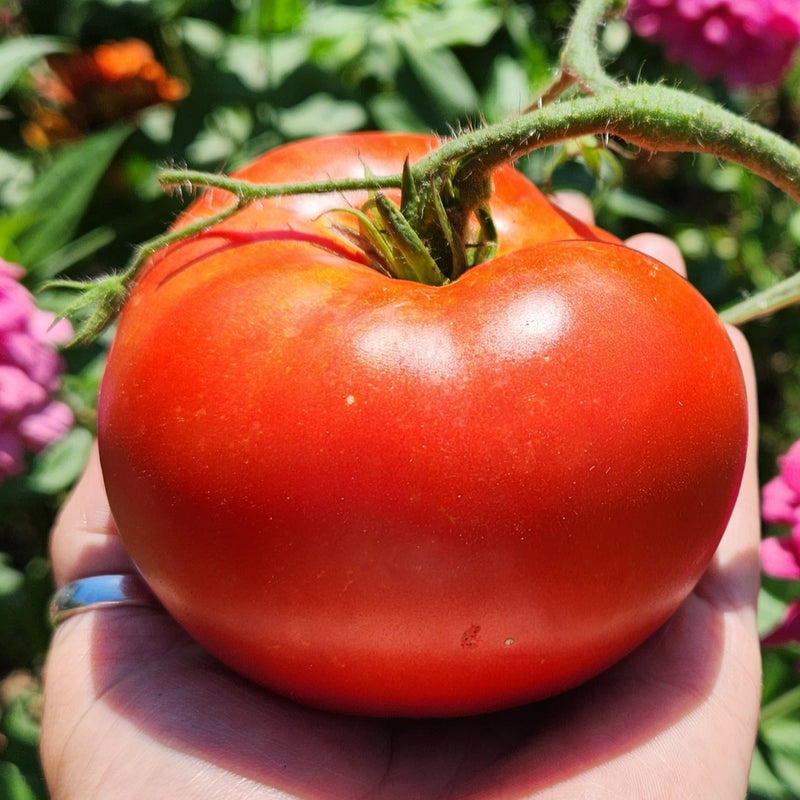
top-left (461, 624), bottom-right (481, 648)
top-left (503, 638), bottom-right (515, 647)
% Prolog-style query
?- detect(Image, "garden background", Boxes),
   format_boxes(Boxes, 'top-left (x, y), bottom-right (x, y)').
top-left (2, 0), bottom-right (800, 797)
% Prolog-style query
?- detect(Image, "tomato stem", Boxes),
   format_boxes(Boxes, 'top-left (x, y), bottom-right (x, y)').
top-left (416, 87), bottom-right (800, 205)
top-left (158, 169), bottom-right (402, 200)
top-left (44, 197), bottom-right (250, 344)
top-left (537, 0), bottom-right (625, 101)
top-left (719, 273), bottom-right (800, 326)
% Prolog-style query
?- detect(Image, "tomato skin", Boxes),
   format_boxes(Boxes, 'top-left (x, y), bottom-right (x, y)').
top-left (98, 132), bottom-right (748, 717)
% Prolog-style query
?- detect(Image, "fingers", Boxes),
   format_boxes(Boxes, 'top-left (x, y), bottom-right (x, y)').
top-left (49, 442), bottom-right (134, 587)
top-left (709, 326), bottom-right (761, 582)
top-left (549, 190), bottom-right (595, 226)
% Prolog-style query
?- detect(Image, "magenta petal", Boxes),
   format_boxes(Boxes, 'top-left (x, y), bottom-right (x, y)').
top-left (0, 280), bottom-right (34, 331)
top-left (763, 600), bottom-right (800, 646)
top-left (19, 400), bottom-right (73, 450)
top-left (761, 535), bottom-right (800, 580)
top-left (626, 0), bottom-right (800, 88)
top-left (703, 15), bottom-right (730, 44)
top-left (779, 441), bottom-right (800, 495)
top-left (28, 308), bottom-right (73, 347)
top-left (0, 263), bottom-right (72, 486)
top-left (0, 365), bottom-right (46, 419)
top-left (0, 260), bottom-right (24, 281)
top-left (0, 429), bottom-right (25, 478)
top-left (762, 475), bottom-right (800, 526)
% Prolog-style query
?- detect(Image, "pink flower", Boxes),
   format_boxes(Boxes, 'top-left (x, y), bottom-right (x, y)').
top-left (763, 601), bottom-right (800, 646)
top-left (761, 440), bottom-right (800, 644)
top-left (626, 0), bottom-right (800, 88)
top-left (0, 259), bottom-right (73, 481)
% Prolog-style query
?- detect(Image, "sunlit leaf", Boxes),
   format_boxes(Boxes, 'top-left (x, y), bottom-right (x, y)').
top-left (23, 428), bottom-right (94, 497)
top-left (750, 743), bottom-right (793, 799)
top-left (14, 125), bottom-right (132, 272)
top-left (0, 762), bottom-right (40, 800)
top-left (34, 225), bottom-right (117, 280)
top-left (403, 0), bottom-right (503, 50)
top-left (399, 38), bottom-right (479, 120)
top-left (275, 94), bottom-right (367, 139)
top-left (482, 54), bottom-right (532, 121)
top-left (238, 0), bottom-right (305, 35)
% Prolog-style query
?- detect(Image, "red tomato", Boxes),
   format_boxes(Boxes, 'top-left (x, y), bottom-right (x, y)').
top-left (98, 132), bottom-right (748, 717)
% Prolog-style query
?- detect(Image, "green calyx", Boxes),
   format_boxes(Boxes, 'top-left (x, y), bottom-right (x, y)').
top-left (333, 158), bottom-right (499, 286)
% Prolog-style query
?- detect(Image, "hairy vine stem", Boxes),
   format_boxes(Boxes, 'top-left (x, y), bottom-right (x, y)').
top-left (158, 169), bottom-right (402, 200)
top-left (412, 85), bottom-right (800, 205)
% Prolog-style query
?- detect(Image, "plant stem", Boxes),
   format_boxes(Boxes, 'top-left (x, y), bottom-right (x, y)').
top-left (720, 272), bottom-right (800, 325)
top-left (411, 84), bottom-right (800, 207)
top-left (145, 82), bottom-right (800, 327)
top-left (127, 197), bottom-right (249, 276)
top-left (159, 169), bottom-right (402, 200)
top-left (557, 0), bottom-right (625, 94)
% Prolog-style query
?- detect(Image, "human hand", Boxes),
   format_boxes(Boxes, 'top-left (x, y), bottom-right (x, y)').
top-left (40, 199), bottom-right (761, 799)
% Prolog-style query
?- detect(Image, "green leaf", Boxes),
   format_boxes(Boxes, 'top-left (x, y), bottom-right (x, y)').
top-left (173, 17), bottom-right (227, 60)
top-left (399, 38), bottom-right (480, 120)
top-left (34, 225), bottom-right (117, 280)
top-left (0, 36), bottom-right (69, 100)
top-left (762, 649), bottom-right (800, 708)
top-left (3, 698), bottom-right (41, 750)
top-left (0, 151), bottom-right (36, 209)
top-left (0, 762), bottom-right (40, 800)
top-left (275, 94), bottom-right (367, 140)
top-left (185, 106), bottom-right (253, 166)
top-left (749, 742), bottom-right (793, 798)
top-left (13, 125), bottom-right (132, 272)
top-left (0, 214), bottom-right (38, 263)
top-left (237, 0), bottom-right (305, 35)
top-left (0, 556), bottom-right (52, 669)
top-left (760, 585), bottom-right (794, 638)
top-left (0, 560), bottom-right (24, 599)
top-left (482, 54), bottom-right (532, 122)
top-left (760, 717), bottom-right (800, 760)
top-left (760, 717), bottom-right (800, 796)
top-left (23, 427), bottom-right (93, 496)
top-left (403, 0), bottom-right (503, 50)
top-left (368, 93), bottom-right (429, 132)
top-left (603, 189), bottom-right (669, 226)
top-left (0, 676), bottom-right (46, 800)
top-left (768, 750), bottom-right (800, 797)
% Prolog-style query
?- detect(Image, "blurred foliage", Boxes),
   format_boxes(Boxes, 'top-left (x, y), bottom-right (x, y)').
top-left (1, 0), bottom-right (800, 797)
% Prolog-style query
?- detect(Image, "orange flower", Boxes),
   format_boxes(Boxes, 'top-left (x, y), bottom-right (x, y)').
top-left (23, 39), bottom-right (187, 148)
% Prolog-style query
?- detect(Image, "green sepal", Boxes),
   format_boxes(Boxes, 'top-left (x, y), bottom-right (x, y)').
top-left (41, 274), bottom-right (128, 347)
top-left (371, 192), bottom-right (448, 286)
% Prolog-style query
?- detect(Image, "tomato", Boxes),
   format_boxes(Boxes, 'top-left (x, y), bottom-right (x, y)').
top-left (97, 132), bottom-right (748, 717)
